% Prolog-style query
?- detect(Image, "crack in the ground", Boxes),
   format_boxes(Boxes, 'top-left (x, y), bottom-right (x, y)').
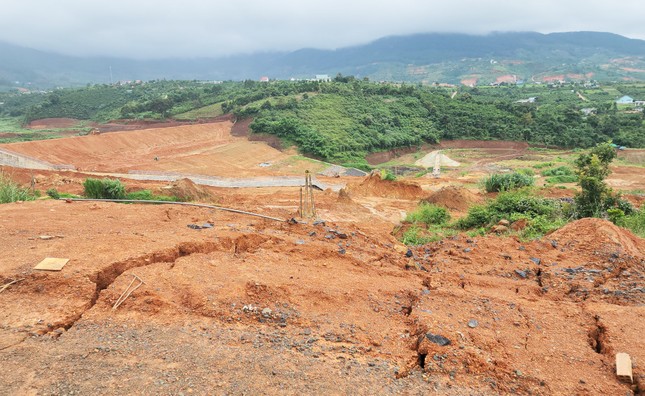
top-left (0, 335), bottom-right (28, 351)
top-left (588, 314), bottom-right (610, 355)
top-left (45, 240), bottom-right (230, 335)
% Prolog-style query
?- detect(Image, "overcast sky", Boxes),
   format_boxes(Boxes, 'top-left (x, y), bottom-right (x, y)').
top-left (1, 0), bottom-right (644, 59)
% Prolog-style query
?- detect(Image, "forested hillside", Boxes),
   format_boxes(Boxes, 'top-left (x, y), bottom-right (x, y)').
top-left (1, 78), bottom-right (644, 166)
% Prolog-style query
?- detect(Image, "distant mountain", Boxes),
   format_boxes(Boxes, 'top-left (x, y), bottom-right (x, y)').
top-left (2, 31), bottom-right (645, 89)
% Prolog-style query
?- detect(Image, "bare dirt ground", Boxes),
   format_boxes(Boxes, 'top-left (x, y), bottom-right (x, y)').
top-left (2, 121), bottom-right (325, 177)
top-left (0, 123), bottom-right (644, 394)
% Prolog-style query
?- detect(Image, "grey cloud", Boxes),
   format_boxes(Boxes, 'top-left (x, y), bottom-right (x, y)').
top-left (0, 0), bottom-right (643, 58)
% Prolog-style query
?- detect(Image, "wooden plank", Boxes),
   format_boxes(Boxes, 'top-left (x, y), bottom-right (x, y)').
top-left (616, 352), bottom-right (633, 383)
top-left (34, 258), bottom-right (69, 271)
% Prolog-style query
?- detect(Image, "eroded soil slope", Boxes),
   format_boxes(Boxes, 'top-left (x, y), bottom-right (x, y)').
top-left (1, 195), bottom-right (643, 394)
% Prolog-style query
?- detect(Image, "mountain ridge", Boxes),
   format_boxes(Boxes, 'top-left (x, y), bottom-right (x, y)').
top-left (1, 31), bottom-right (645, 88)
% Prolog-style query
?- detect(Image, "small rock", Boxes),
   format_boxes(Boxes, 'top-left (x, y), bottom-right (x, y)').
top-left (518, 246), bottom-right (526, 251)
top-left (530, 257), bottom-right (541, 265)
top-left (425, 333), bottom-right (451, 346)
top-left (39, 235), bottom-right (54, 240)
top-left (405, 248), bottom-right (413, 258)
top-left (498, 219), bottom-right (510, 227)
top-left (308, 231), bottom-right (316, 237)
top-left (201, 223), bottom-right (213, 229)
top-left (295, 240), bottom-right (305, 245)
top-left (467, 319), bottom-right (479, 328)
top-left (313, 220), bottom-right (326, 226)
top-left (325, 234), bottom-right (335, 240)
top-left (515, 270), bottom-right (528, 279)
top-left (261, 308), bottom-right (272, 318)
top-left (338, 248), bottom-right (346, 255)
top-left (463, 248), bottom-right (472, 253)
top-left (336, 233), bottom-right (348, 239)
top-left (550, 240), bottom-right (558, 248)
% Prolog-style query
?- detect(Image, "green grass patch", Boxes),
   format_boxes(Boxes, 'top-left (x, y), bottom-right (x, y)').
top-left (174, 102), bottom-right (223, 120)
top-left (405, 203), bottom-right (450, 226)
top-left (617, 210), bottom-right (645, 237)
top-left (481, 172), bottom-right (535, 193)
top-left (0, 173), bottom-right (38, 203)
top-left (125, 189), bottom-right (177, 202)
top-left (83, 178), bottom-right (126, 199)
top-left (455, 190), bottom-right (567, 239)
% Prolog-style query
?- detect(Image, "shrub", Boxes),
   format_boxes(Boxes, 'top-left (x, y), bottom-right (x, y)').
top-left (456, 190), bottom-right (563, 234)
top-left (83, 178), bottom-right (126, 199)
top-left (482, 172), bottom-right (534, 193)
top-left (381, 169), bottom-right (397, 181)
top-left (542, 166), bottom-right (575, 177)
top-left (617, 210), bottom-right (645, 237)
top-left (406, 203), bottom-right (450, 225)
top-left (401, 225), bottom-right (433, 245)
top-left (542, 166), bottom-right (578, 183)
top-left (46, 188), bottom-right (60, 199)
top-left (0, 173), bottom-right (37, 203)
top-left (517, 168), bottom-right (535, 176)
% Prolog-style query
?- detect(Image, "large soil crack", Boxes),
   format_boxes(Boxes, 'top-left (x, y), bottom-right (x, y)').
top-left (50, 240), bottom-right (226, 334)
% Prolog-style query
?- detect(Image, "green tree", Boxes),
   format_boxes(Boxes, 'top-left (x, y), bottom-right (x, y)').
top-left (573, 142), bottom-right (616, 217)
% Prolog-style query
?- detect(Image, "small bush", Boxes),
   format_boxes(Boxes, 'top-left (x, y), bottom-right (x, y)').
top-left (542, 166), bottom-right (575, 177)
top-left (83, 178), bottom-right (126, 199)
top-left (456, 190), bottom-right (563, 236)
top-left (482, 172), bottom-right (534, 193)
top-left (542, 166), bottom-right (578, 183)
top-left (46, 188), bottom-right (60, 199)
top-left (401, 225), bottom-right (433, 245)
top-left (0, 174), bottom-right (37, 203)
top-left (381, 169), bottom-right (397, 181)
top-left (617, 210), bottom-right (645, 237)
top-left (406, 203), bottom-right (450, 225)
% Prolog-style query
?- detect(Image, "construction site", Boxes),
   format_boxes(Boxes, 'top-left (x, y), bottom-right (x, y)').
top-left (0, 118), bottom-right (643, 395)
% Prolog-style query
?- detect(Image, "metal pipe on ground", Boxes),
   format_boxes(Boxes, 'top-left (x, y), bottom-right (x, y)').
top-left (59, 198), bottom-right (287, 223)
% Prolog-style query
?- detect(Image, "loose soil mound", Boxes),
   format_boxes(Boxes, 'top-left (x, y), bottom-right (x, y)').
top-left (346, 172), bottom-right (424, 200)
top-left (422, 186), bottom-right (481, 212)
top-left (550, 218), bottom-right (644, 258)
top-left (164, 178), bottom-right (214, 202)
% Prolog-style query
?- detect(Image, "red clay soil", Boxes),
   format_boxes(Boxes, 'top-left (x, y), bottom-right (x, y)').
top-left (230, 117), bottom-right (253, 137)
top-left (421, 186), bottom-right (483, 213)
top-left (346, 173), bottom-right (425, 200)
top-left (0, 193), bottom-right (642, 394)
top-left (550, 218), bottom-right (644, 258)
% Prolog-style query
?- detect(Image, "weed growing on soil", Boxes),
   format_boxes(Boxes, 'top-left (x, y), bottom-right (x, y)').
top-left (0, 173), bottom-right (37, 203)
top-left (482, 172), bottom-right (534, 192)
top-left (125, 190), bottom-right (177, 202)
top-left (83, 178), bottom-right (126, 199)
top-left (456, 190), bottom-right (566, 239)
top-left (406, 203), bottom-right (450, 225)
top-left (617, 209), bottom-right (645, 237)
top-left (542, 166), bottom-right (578, 183)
